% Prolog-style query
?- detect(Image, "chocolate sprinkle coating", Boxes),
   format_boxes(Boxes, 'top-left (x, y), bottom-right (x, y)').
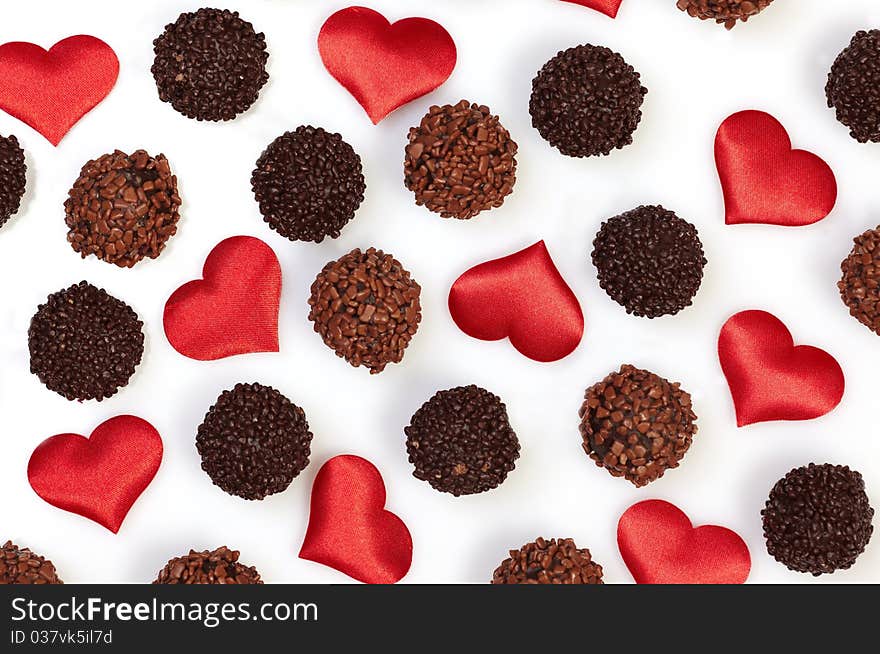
top-left (152, 8), bottom-right (269, 121)
top-left (405, 385), bottom-right (520, 496)
top-left (404, 100), bottom-right (518, 219)
top-left (592, 205), bottom-right (706, 318)
top-left (676, 0), bottom-right (774, 30)
top-left (251, 126), bottom-right (365, 242)
top-left (530, 44), bottom-right (647, 158)
top-left (0, 134), bottom-right (26, 229)
top-left (308, 248), bottom-right (421, 374)
top-left (826, 30), bottom-right (880, 143)
top-left (28, 282), bottom-right (144, 401)
top-left (1, 541), bottom-right (62, 584)
top-left (153, 546), bottom-right (262, 584)
top-left (492, 537), bottom-right (603, 585)
top-left (762, 464), bottom-right (874, 576)
top-left (839, 224), bottom-right (880, 335)
top-left (196, 383), bottom-right (313, 501)
top-left (579, 365), bottom-right (697, 487)
top-left (65, 150), bottom-right (182, 267)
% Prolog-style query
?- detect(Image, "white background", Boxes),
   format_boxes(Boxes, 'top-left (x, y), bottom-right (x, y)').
top-left (2, 0), bottom-right (880, 584)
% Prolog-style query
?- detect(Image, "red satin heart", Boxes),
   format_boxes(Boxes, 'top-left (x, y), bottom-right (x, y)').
top-left (561, 0), bottom-right (623, 18)
top-left (0, 36), bottom-right (118, 146)
top-left (318, 6), bottom-right (456, 124)
top-left (300, 455), bottom-right (412, 584)
top-left (448, 241), bottom-right (584, 362)
top-left (164, 236), bottom-right (281, 361)
top-left (28, 416), bottom-right (162, 534)
top-left (715, 110), bottom-right (837, 226)
top-left (618, 500), bottom-right (751, 584)
top-left (718, 310), bottom-right (844, 427)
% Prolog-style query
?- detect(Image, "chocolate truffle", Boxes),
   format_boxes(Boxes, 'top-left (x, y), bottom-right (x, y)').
top-left (592, 205), bottom-right (706, 318)
top-left (65, 150), bottom-right (182, 267)
top-left (839, 224), bottom-right (880, 334)
top-left (152, 8), bottom-right (269, 121)
top-left (404, 100), bottom-right (518, 219)
top-left (492, 538), bottom-right (603, 585)
top-left (28, 281), bottom-right (144, 401)
top-left (308, 247), bottom-right (421, 373)
top-left (826, 30), bottom-right (880, 143)
top-left (762, 463), bottom-right (874, 576)
top-left (153, 546), bottom-right (262, 584)
top-left (405, 385), bottom-right (520, 496)
top-left (196, 383), bottom-right (312, 501)
top-left (1, 541), bottom-right (62, 584)
top-left (0, 134), bottom-right (26, 229)
top-left (251, 126), bottom-right (365, 242)
top-left (676, 0), bottom-right (774, 29)
top-left (579, 364), bottom-right (697, 487)
top-left (530, 45), bottom-right (647, 158)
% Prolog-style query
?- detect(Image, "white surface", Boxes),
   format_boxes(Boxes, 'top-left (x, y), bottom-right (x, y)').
top-left (2, 0), bottom-right (880, 584)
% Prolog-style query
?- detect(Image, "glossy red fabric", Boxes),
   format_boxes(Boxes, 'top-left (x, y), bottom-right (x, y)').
top-left (718, 310), bottom-right (844, 427)
top-left (448, 241), bottom-right (584, 362)
top-left (715, 110), bottom-right (837, 226)
top-left (164, 236), bottom-right (281, 361)
top-left (318, 6), bottom-right (456, 123)
top-left (561, 0), bottom-right (623, 18)
top-left (299, 455), bottom-right (412, 584)
top-left (27, 416), bottom-right (162, 534)
top-left (618, 500), bottom-right (751, 584)
top-left (0, 35), bottom-right (118, 146)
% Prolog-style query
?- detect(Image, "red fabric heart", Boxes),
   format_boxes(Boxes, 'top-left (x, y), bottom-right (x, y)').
top-left (300, 455), bottom-right (412, 584)
top-left (618, 500), bottom-right (751, 584)
top-left (718, 310), bottom-right (844, 427)
top-left (448, 241), bottom-right (584, 362)
top-left (318, 6), bottom-right (456, 124)
top-left (561, 0), bottom-right (623, 18)
top-left (715, 110), bottom-right (837, 227)
top-left (28, 416), bottom-right (163, 534)
top-left (0, 35), bottom-right (118, 146)
top-left (164, 236), bottom-right (281, 361)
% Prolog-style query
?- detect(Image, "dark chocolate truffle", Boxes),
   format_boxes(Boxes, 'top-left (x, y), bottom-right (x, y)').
top-left (839, 224), bottom-right (880, 335)
top-left (1, 541), bottom-right (62, 584)
top-left (196, 382), bottom-right (312, 501)
top-left (153, 546), bottom-right (262, 584)
top-left (28, 281), bottom-right (144, 401)
top-left (826, 30), bottom-right (880, 143)
top-left (405, 385), bottom-right (520, 496)
top-left (579, 364), bottom-right (697, 487)
top-left (152, 8), bottom-right (269, 121)
top-left (65, 150), bottom-right (182, 267)
top-left (530, 44), bottom-right (647, 158)
top-left (404, 100), bottom-right (518, 219)
top-left (308, 247), bottom-right (421, 374)
top-left (251, 126), bottom-right (365, 242)
top-left (492, 537), bottom-right (603, 585)
top-left (762, 463), bottom-right (874, 576)
top-left (0, 134), bottom-right (26, 228)
top-left (676, 0), bottom-right (774, 29)
top-left (592, 205), bottom-right (706, 318)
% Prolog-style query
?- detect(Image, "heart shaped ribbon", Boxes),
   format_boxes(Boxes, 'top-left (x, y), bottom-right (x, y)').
top-left (715, 110), bottom-right (837, 227)
top-left (448, 241), bottom-right (584, 362)
top-left (618, 500), bottom-right (751, 584)
top-left (561, 0), bottom-right (623, 18)
top-left (718, 310), bottom-right (845, 427)
top-left (28, 416), bottom-right (163, 533)
top-left (318, 6), bottom-right (456, 124)
top-left (0, 35), bottom-right (118, 145)
top-left (300, 455), bottom-right (412, 584)
top-left (164, 236), bottom-right (282, 361)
